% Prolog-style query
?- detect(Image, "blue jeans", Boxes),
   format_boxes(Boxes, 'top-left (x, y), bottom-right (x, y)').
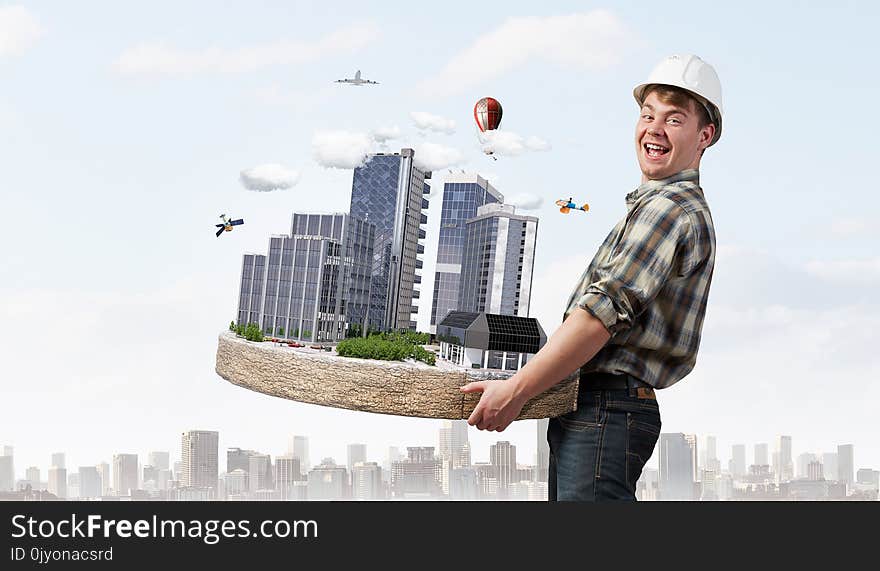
top-left (548, 385), bottom-right (661, 501)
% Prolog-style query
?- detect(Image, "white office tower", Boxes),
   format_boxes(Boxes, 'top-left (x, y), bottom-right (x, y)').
top-left (351, 462), bottom-right (383, 500)
top-left (490, 441), bottom-right (517, 499)
top-left (26, 467), bottom-right (40, 490)
top-left (754, 443), bottom-right (769, 468)
top-left (796, 453), bottom-right (817, 479)
top-left (51, 452), bottom-right (65, 470)
top-left (96, 462), bottom-right (110, 496)
top-left (78, 467), bottom-right (100, 499)
top-left (459, 203), bottom-right (538, 317)
top-left (275, 455), bottom-right (301, 500)
top-left (822, 452), bottom-right (838, 481)
top-left (308, 459), bottom-right (348, 500)
top-left (731, 444), bottom-right (746, 478)
top-left (347, 444), bottom-right (367, 478)
top-left (289, 436), bottom-right (311, 475)
top-left (438, 420), bottom-right (470, 469)
top-left (112, 454), bottom-right (138, 496)
top-left (48, 466), bottom-right (67, 499)
top-left (774, 436), bottom-right (793, 483)
top-left (248, 454), bottom-right (272, 493)
top-left (180, 430), bottom-right (219, 490)
top-left (837, 444), bottom-right (854, 488)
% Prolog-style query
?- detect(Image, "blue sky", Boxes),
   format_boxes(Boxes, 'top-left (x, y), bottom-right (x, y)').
top-left (2, 1), bottom-right (878, 480)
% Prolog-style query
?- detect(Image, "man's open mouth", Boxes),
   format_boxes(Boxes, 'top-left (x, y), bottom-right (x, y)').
top-left (644, 142), bottom-right (670, 158)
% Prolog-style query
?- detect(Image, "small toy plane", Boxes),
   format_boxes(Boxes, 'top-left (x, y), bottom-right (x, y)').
top-left (555, 198), bottom-right (589, 214)
top-left (216, 214), bottom-right (244, 237)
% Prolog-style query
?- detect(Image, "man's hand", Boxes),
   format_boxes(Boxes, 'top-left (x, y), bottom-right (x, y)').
top-left (460, 379), bottom-right (527, 432)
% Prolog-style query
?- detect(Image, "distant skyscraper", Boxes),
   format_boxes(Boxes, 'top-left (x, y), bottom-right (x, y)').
top-left (807, 460), bottom-right (824, 481)
top-left (774, 436), bottom-right (793, 483)
top-left (536, 419), bottom-right (550, 482)
top-left (180, 430), bottom-right (219, 490)
top-left (438, 420), bottom-right (470, 469)
top-left (289, 436), bottom-right (310, 475)
top-left (237, 213), bottom-right (376, 342)
top-left (754, 443), bottom-right (769, 467)
top-left (822, 452), bottom-right (838, 481)
top-left (350, 148), bottom-right (430, 331)
top-left (0, 446), bottom-right (12, 492)
top-left (112, 454), bottom-right (138, 496)
top-left (684, 434), bottom-right (698, 482)
top-left (78, 466), bottom-right (100, 499)
top-left (430, 173), bottom-right (502, 332)
top-left (96, 462), bottom-right (110, 496)
top-left (227, 448), bottom-right (260, 475)
top-left (731, 444), bottom-right (746, 477)
top-left (248, 454), bottom-right (272, 492)
top-left (660, 433), bottom-right (695, 500)
top-left (307, 458), bottom-right (347, 500)
top-left (383, 446), bottom-right (402, 484)
top-left (347, 444), bottom-right (367, 477)
top-left (837, 444), bottom-right (854, 486)
top-left (224, 469), bottom-right (248, 498)
top-left (48, 466), bottom-right (67, 499)
top-left (351, 462), bottom-right (383, 500)
top-left (51, 452), bottom-right (65, 470)
top-left (274, 455), bottom-right (302, 500)
top-left (796, 453), bottom-right (817, 479)
top-left (489, 441), bottom-right (517, 498)
top-left (391, 447), bottom-right (442, 498)
top-left (148, 452), bottom-right (170, 472)
top-left (25, 467), bottom-right (40, 491)
top-left (458, 203), bottom-right (538, 317)
top-left (449, 467), bottom-right (480, 499)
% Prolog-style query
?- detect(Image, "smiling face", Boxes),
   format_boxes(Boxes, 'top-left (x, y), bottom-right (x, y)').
top-left (635, 89), bottom-right (715, 183)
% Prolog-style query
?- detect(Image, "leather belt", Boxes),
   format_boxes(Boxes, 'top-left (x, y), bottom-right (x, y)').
top-left (579, 370), bottom-right (656, 399)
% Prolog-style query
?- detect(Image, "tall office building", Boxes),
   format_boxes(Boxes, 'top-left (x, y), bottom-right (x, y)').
top-left (96, 462), bottom-right (110, 496)
top-left (148, 452), bottom-right (170, 472)
top-left (754, 443), bottom-right (769, 468)
top-left (536, 419), bottom-right (550, 482)
top-left (391, 447), bottom-right (442, 498)
top-left (731, 444), bottom-right (746, 478)
top-left (224, 470), bottom-right (249, 498)
top-left (78, 466), bottom-right (101, 499)
top-left (289, 436), bottom-right (310, 475)
top-left (0, 446), bottom-right (12, 491)
top-left (351, 462), bottom-right (383, 500)
top-left (490, 441), bottom-right (517, 498)
top-left (248, 454), bottom-right (272, 492)
top-left (48, 466), bottom-right (67, 499)
top-left (237, 213), bottom-right (375, 342)
top-left (774, 436), bottom-right (793, 483)
top-left (430, 173), bottom-right (503, 332)
top-left (25, 467), bottom-right (40, 490)
top-left (701, 435), bottom-right (719, 473)
top-left (438, 420), bottom-right (470, 469)
top-left (51, 452), bottom-right (65, 470)
top-left (837, 444), bottom-right (854, 486)
top-left (112, 454), bottom-right (138, 496)
top-left (796, 453), bottom-right (817, 479)
top-left (227, 448), bottom-right (260, 475)
top-left (350, 149), bottom-right (430, 331)
top-left (274, 455), bottom-right (301, 500)
top-left (180, 430), bottom-right (219, 490)
top-left (458, 203), bottom-right (538, 317)
top-left (347, 444), bottom-right (367, 478)
top-left (307, 459), bottom-right (348, 500)
top-left (807, 461), bottom-right (824, 481)
top-left (660, 433), bottom-right (695, 500)
top-left (822, 452), bottom-right (838, 481)
top-left (684, 434), bottom-right (698, 483)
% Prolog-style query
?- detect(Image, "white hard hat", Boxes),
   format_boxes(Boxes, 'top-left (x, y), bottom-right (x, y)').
top-left (633, 54), bottom-right (723, 147)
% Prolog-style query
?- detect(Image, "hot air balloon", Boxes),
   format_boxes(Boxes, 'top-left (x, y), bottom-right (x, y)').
top-left (474, 97), bottom-right (502, 158)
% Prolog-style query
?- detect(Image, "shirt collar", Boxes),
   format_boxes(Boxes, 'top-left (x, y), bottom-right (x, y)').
top-left (626, 169), bottom-right (700, 207)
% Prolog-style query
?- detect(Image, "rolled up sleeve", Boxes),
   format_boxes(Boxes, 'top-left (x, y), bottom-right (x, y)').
top-left (575, 197), bottom-right (690, 335)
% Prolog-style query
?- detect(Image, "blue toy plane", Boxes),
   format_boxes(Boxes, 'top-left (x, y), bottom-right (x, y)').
top-left (555, 198), bottom-right (589, 214)
top-left (216, 214), bottom-right (244, 237)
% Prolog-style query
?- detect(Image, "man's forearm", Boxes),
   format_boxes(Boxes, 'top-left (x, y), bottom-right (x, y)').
top-left (510, 307), bottom-right (611, 402)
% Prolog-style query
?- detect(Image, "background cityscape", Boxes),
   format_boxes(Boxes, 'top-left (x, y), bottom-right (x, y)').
top-left (2, 426), bottom-right (877, 501)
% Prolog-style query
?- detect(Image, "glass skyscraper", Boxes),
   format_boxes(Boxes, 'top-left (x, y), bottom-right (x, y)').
top-left (430, 173), bottom-right (502, 333)
top-left (458, 203), bottom-right (538, 317)
top-left (349, 148), bottom-right (430, 332)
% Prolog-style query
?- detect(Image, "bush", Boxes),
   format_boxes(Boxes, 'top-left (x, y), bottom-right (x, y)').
top-left (229, 320), bottom-right (236, 332)
top-left (336, 335), bottom-right (434, 365)
top-left (244, 322), bottom-right (264, 342)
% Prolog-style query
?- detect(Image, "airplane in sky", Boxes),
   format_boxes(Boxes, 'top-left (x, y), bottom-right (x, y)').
top-left (334, 70), bottom-right (379, 86)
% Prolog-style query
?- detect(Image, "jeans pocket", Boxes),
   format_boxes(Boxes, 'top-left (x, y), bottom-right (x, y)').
top-left (625, 412), bottom-right (661, 490)
top-left (557, 409), bottom-right (601, 432)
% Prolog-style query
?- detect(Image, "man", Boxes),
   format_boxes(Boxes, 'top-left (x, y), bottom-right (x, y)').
top-left (460, 54), bottom-right (721, 501)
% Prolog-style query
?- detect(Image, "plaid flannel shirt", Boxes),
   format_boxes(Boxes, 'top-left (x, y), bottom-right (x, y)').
top-left (563, 169), bottom-right (716, 389)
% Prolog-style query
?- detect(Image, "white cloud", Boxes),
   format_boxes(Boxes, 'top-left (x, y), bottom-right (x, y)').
top-left (417, 10), bottom-right (635, 96)
top-left (239, 164), bottom-right (301, 192)
top-left (0, 6), bottom-right (44, 57)
top-left (410, 111), bottom-right (456, 134)
top-left (312, 130), bottom-right (373, 169)
top-left (114, 22), bottom-right (380, 75)
top-left (803, 258), bottom-right (880, 285)
top-left (412, 142), bottom-right (465, 172)
top-left (828, 216), bottom-right (873, 238)
top-left (371, 125), bottom-right (401, 142)
top-left (507, 193), bottom-right (543, 210)
top-left (479, 129), bottom-right (551, 157)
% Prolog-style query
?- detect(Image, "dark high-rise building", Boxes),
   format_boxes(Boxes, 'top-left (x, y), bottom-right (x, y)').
top-left (660, 433), bottom-right (695, 500)
top-left (490, 441), bottom-right (517, 498)
top-left (430, 173), bottom-right (502, 332)
top-left (180, 430), bottom-right (218, 491)
top-left (350, 149), bottom-right (430, 332)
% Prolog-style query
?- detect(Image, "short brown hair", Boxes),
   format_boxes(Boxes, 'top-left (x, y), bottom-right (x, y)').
top-left (642, 84), bottom-right (713, 129)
